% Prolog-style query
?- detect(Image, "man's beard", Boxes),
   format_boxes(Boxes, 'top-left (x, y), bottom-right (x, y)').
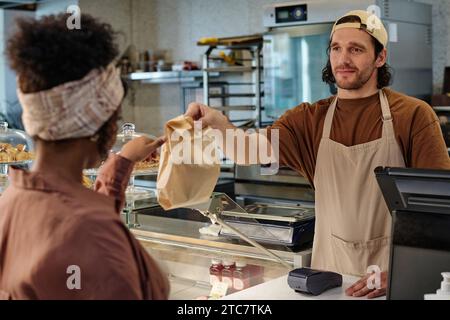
top-left (333, 64), bottom-right (377, 90)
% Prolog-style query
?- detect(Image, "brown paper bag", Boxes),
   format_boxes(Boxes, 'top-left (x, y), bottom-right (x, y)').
top-left (157, 115), bottom-right (220, 210)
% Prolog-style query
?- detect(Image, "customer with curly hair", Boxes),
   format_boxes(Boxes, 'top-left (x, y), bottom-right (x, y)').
top-left (0, 13), bottom-right (169, 300)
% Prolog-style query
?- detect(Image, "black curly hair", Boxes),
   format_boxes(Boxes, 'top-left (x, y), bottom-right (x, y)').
top-left (6, 13), bottom-right (125, 158)
top-left (322, 15), bottom-right (393, 89)
top-left (7, 13), bottom-right (119, 93)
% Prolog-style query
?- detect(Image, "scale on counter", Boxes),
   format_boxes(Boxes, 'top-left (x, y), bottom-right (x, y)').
top-left (219, 203), bottom-right (315, 247)
top-left (189, 193), bottom-right (315, 269)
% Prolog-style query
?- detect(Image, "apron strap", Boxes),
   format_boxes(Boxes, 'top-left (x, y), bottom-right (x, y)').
top-left (379, 89), bottom-right (396, 138)
top-left (379, 90), bottom-right (392, 121)
top-left (322, 96), bottom-right (338, 139)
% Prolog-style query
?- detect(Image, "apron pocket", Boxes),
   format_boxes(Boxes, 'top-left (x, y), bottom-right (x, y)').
top-left (330, 234), bottom-right (390, 276)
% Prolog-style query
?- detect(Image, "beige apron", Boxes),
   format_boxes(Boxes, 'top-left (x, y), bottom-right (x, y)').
top-left (311, 89), bottom-right (405, 276)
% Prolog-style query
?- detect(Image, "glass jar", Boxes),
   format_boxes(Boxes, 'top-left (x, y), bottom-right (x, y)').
top-left (233, 261), bottom-right (250, 291)
top-left (0, 122), bottom-right (34, 166)
top-left (221, 260), bottom-right (235, 292)
top-left (84, 123), bottom-right (160, 206)
top-left (209, 259), bottom-right (223, 286)
top-left (112, 123), bottom-right (139, 152)
top-left (111, 123), bottom-right (159, 173)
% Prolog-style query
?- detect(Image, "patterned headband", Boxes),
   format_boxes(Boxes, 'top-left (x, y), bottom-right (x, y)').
top-left (18, 62), bottom-right (124, 141)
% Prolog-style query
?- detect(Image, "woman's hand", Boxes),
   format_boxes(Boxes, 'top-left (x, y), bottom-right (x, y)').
top-left (119, 136), bottom-right (165, 163)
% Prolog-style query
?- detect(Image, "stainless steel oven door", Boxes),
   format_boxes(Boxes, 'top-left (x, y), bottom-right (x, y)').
top-left (263, 23), bottom-right (334, 120)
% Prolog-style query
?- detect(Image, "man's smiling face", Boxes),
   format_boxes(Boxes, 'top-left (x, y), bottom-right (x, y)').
top-left (330, 28), bottom-right (380, 90)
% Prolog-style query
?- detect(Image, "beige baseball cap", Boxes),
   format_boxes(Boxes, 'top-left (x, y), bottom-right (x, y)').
top-left (330, 10), bottom-right (388, 48)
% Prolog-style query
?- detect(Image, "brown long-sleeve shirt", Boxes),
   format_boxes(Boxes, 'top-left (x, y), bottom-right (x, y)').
top-left (0, 153), bottom-right (169, 300)
top-left (268, 88), bottom-right (450, 188)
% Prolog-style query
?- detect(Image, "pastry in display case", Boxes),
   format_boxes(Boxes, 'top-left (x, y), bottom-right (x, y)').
top-left (0, 143), bottom-right (34, 162)
top-left (0, 121), bottom-right (34, 195)
top-left (84, 123), bottom-right (160, 202)
top-left (82, 175), bottom-right (94, 189)
top-left (133, 155), bottom-right (160, 171)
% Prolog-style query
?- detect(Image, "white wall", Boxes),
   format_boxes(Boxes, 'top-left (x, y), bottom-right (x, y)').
top-left (78, 0), bottom-right (181, 135)
top-left (78, 0), bottom-right (132, 54)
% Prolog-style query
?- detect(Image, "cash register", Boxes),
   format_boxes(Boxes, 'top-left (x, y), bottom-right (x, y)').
top-left (375, 167), bottom-right (450, 300)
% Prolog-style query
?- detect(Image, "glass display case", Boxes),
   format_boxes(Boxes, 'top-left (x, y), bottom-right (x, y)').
top-left (0, 122), bottom-right (34, 194)
top-left (128, 192), bottom-right (313, 299)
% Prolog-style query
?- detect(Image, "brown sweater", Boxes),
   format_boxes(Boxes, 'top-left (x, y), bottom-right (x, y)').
top-left (268, 88), bottom-right (450, 188)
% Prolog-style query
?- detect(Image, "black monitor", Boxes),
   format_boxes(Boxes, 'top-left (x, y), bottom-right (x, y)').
top-left (375, 167), bottom-right (450, 300)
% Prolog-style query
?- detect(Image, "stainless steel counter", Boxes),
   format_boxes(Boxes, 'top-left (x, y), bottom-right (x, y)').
top-left (130, 213), bottom-right (311, 268)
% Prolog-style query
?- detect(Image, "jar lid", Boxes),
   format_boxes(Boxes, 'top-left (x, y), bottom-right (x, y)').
top-left (0, 122), bottom-right (33, 148)
top-left (112, 122), bottom-right (157, 153)
top-left (84, 122), bottom-right (159, 175)
top-left (222, 260), bottom-right (235, 266)
top-left (235, 261), bottom-right (247, 268)
top-left (211, 259), bottom-right (222, 265)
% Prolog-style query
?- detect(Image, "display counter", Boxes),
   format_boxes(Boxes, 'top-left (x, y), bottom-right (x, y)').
top-left (126, 206), bottom-right (312, 299)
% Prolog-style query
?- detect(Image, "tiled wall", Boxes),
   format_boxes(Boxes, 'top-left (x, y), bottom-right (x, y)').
top-left (79, 0), bottom-right (179, 135)
top-left (422, 0), bottom-right (450, 94)
top-left (77, 0), bottom-right (450, 135)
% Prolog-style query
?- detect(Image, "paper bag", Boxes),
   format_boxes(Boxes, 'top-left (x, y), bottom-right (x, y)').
top-left (157, 115), bottom-right (220, 210)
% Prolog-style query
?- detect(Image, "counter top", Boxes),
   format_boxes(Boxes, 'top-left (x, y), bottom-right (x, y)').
top-left (222, 274), bottom-right (385, 300)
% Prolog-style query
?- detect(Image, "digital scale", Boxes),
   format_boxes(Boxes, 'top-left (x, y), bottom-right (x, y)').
top-left (219, 203), bottom-right (315, 247)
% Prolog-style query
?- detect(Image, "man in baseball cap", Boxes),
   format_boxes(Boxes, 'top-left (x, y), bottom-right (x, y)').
top-left (324, 10), bottom-right (389, 93)
top-left (184, 10), bottom-right (450, 299)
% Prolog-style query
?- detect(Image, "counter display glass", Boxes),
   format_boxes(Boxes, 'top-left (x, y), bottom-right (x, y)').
top-left (0, 122), bottom-right (34, 194)
top-left (123, 193), bottom-right (313, 299)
